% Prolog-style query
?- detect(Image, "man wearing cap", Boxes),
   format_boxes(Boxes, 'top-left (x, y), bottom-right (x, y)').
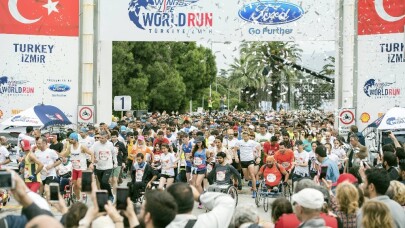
top-left (315, 145), bottom-right (339, 183)
top-left (236, 131), bottom-right (260, 198)
top-left (21, 139), bottom-right (44, 192)
top-left (256, 156), bottom-right (289, 190)
top-left (292, 188), bottom-right (326, 227)
top-left (60, 132), bottom-right (94, 202)
top-left (293, 140), bottom-right (309, 181)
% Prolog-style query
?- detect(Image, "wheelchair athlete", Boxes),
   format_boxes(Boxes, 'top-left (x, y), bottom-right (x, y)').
top-left (207, 152), bottom-right (242, 190)
top-left (128, 153), bottom-right (157, 202)
top-left (256, 155), bottom-right (289, 192)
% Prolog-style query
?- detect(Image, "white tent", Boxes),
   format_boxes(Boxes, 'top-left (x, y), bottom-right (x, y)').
top-left (367, 107), bottom-right (405, 130)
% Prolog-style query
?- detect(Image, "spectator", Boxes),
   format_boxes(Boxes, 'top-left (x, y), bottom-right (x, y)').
top-left (232, 204), bottom-right (260, 228)
top-left (385, 180), bottom-right (405, 209)
top-left (271, 198), bottom-right (293, 224)
top-left (166, 182), bottom-right (235, 227)
top-left (383, 152), bottom-right (400, 181)
top-left (315, 145), bottom-right (340, 183)
top-left (358, 167), bottom-right (405, 228)
top-left (361, 201), bottom-right (394, 228)
top-left (334, 182), bottom-right (359, 228)
top-left (292, 188), bottom-right (325, 227)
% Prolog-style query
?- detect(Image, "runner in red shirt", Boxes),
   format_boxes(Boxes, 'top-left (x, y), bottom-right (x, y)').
top-left (274, 142), bottom-right (295, 173)
top-left (256, 156), bottom-right (289, 190)
top-left (263, 136), bottom-right (280, 158)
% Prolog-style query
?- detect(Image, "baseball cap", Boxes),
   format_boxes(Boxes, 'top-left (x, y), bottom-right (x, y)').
top-left (292, 188), bottom-right (324, 209)
top-left (21, 139), bottom-right (31, 151)
top-left (137, 135), bottom-right (145, 141)
top-left (69, 132), bottom-right (79, 141)
top-left (332, 173), bottom-right (358, 187)
top-left (120, 126), bottom-right (127, 132)
top-left (80, 127), bottom-right (88, 133)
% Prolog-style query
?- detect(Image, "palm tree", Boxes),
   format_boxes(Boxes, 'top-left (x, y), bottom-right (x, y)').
top-left (229, 41), bottom-right (302, 110)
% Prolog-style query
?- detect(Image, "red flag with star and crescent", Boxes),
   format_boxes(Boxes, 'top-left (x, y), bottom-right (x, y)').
top-left (358, 0), bottom-right (405, 35)
top-left (0, 0), bottom-right (79, 37)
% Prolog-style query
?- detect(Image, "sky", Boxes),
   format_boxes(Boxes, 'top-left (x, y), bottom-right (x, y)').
top-left (199, 41), bottom-right (335, 74)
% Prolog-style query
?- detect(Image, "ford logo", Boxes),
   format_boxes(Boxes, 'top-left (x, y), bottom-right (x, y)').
top-left (48, 84), bottom-right (70, 92)
top-left (239, 1), bottom-right (304, 25)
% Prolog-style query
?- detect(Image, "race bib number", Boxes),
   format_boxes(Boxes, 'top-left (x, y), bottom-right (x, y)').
top-left (72, 160), bottom-right (81, 170)
top-left (216, 171), bottom-right (226, 181)
top-left (281, 162), bottom-right (290, 168)
top-left (194, 157), bottom-right (202, 166)
top-left (135, 169), bottom-right (144, 182)
top-left (154, 154), bottom-right (161, 162)
top-left (266, 174), bottom-right (276, 183)
top-left (180, 159), bottom-right (186, 166)
top-left (99, 151), bottom-right (110, 161)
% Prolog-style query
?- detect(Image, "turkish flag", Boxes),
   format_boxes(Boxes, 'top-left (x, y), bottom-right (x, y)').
top-left (0, 0), bottom-right (79, 36)
top-left (358, 0), bottom-right (405, 35)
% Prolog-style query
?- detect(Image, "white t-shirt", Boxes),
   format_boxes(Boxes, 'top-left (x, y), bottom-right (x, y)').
top-left (331, 147), bottom-right (346, 165)
top-left (57, 162), bottom-right (72, 176)
top-left (238, 140), bottom-right (257, 161)
top-left (0, 145), bottom-right (10, 165)
top-left (160, 152), bottom-right (176, 176)
top-left (92, 141), bottom-right (116, 170)
top-left (70, 144), bottom-right (88, 171)
top-left (255, 132), bottom-right (272, 143)
top-left (35, 148), bottom-right (59, 180)
top-left (79, 135), bottom-right (95, 149)
top-left (294, 150), bottom-right (309, 176)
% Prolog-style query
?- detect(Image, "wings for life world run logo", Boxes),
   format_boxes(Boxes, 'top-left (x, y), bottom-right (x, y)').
top-left (363, 79), bottom-right (401, 98)
top-left (128, 0), bottom-right (213, 34)
top-left (238, 1), bottom-right (304, 36)
top-left (0, 76), bottom-right (34, 96)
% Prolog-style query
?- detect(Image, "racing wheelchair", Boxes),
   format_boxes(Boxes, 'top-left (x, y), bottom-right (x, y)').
top-left (255, 180), bottom-right (291, 212)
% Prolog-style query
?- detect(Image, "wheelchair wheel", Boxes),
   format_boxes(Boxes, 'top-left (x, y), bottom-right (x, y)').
top-left (255, 181), bottom-right (263, 207)
top-left (226, 186), bottom-right (238, 207)
top-left (263, 196), bottom-right (269, 212)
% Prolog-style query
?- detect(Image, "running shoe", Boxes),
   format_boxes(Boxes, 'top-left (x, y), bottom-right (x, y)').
top-left (248, 181), bottom-right (252, 187)
top-left (252, 191), bottom-right (257, 198)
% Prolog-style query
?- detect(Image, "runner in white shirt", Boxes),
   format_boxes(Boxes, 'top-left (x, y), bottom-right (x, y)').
top-left (158, 144), bottom-right (177, 189)
top-left (35, 137), bottom-right (61, 198)
top-left (235, 131), bottom-right (260, 198)
top-left (293, 140), bottom-right (309, 182)
top-left (92, 131), bottom-right (117, 202)
top-left (0, 137), bottom-right (11, 169)
top-left (60, 132), bottom-right (94, 202)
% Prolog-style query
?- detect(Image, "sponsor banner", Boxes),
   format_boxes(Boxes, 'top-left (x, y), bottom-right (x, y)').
top-left (99, 0), bottom-right (335, 41)
top-left (357, 34), bottom-right (405, 131)
top-left (0, 35), bottom-right (79, 124)
top-left (356, 0), bottom-right (405, 131)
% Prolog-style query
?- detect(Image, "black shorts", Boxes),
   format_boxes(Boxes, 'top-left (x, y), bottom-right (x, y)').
top-left (192, 170), bottom-right (206, 175)
top-left (42, 176), bottom-right (58, 185)
top-left (160, 174), bottom-right (174, 179)
top-left (241, 160), bottom-right (255, 169)
top-left (186, 166), bottom-right (192, 173)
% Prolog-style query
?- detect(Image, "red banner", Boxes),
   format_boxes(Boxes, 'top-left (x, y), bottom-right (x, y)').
top-left (0, 0), bottom-right (79, 37)
top-left (358, 0), bottom-right (405, 35)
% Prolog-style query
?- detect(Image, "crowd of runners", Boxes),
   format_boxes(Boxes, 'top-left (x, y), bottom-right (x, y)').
top-left (0, 109), bottom-right (404, 228)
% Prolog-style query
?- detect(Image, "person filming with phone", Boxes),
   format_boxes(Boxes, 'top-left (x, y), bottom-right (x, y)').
top-left (315, 145), bottom-right (339, 184)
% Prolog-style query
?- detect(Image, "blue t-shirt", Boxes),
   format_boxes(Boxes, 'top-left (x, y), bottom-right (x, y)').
top-left (182, 141), bottom-right (193, 167)
top-left (193, 149), bottom-right (207, 171)
top-left (322, 157), bottom-right (340, 183)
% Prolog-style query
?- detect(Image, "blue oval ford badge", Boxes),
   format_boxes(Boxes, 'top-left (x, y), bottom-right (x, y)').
top-left (48, 84), bottom-right (70, 92)
top-left (239, 1), bottom-right (304, 25)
